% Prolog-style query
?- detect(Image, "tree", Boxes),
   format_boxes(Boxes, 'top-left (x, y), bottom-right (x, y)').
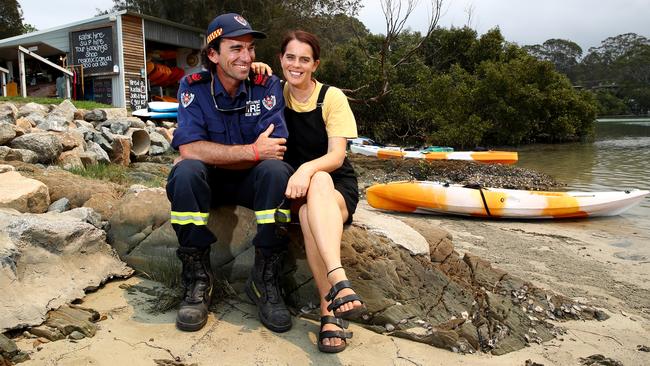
top-left (0, 0), bottom-right (26, 39)
top-left (344, 0), bottom-right (445, 103)
top-left (524, 38), bottom-right (582, 77)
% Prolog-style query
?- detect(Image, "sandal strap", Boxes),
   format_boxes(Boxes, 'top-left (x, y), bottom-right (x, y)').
top-left (320, 315), bottom-right (349, 329)
top-left (319, 330), bottom-right (353, 342)
top-left (324, 280), bottom-right (353, 302)
top-left (327, 293), bottom-right (363, 313)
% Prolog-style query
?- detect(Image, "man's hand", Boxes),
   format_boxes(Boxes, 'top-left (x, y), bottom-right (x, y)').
top-left (254, 124), bottom-right (287, 160)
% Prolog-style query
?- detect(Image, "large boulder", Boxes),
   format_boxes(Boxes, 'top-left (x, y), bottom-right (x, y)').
top-left (0, 123), bottom-right (16, 145)
top-left (17, 102), bottom-right (49, 118)
top-left (0, 207), bottom-right (132, 332)
top-left (0, 103), bottom-right (18, 124)
top-left (39, 99), bottom-right (76, 132)
top-left (17, 165), bottom-right (122, 214)
top-left (106, 189), bottom-right (607, 355)
top-left (0, 171), bottom-right (50, 213)
top-left (8, 133), bottom-right (62, 164)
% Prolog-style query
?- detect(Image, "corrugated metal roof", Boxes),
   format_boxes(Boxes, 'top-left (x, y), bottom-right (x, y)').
top-left (0, 10), bottom-right (204, 49)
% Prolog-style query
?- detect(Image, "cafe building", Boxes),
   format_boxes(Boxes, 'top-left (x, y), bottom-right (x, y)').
top-left (0, 11), bottom-right (204, 110)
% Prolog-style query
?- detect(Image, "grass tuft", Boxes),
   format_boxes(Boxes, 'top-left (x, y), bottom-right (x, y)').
top-left (0, 96), bottom-right (113, 110)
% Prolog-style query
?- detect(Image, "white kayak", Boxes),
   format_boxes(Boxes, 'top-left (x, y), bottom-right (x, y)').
top-left (366, 181), bottom-right (649, 219)
top-left (147, 101), bottom-right (179, 112)
top-left (350, 144), bottom-right (518, 165)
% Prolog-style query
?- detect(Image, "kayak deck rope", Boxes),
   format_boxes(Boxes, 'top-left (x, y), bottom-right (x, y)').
top-left (463, 183), bottom-right (492, 216)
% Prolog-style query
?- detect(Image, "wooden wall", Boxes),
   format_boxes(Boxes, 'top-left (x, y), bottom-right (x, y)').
top-left (121, 14), bottom-right (146, 110)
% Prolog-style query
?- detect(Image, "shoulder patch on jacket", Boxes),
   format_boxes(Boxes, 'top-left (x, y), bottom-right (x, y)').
top-left (185, 71), bottom-right (211, 85)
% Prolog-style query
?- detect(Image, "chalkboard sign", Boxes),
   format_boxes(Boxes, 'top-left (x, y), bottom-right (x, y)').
top-left (71, 27), bottom-right (115, 75)
top-left (128, 78), bottom-right (147, 111)
top-left (93, 78), bottom-right (112, 105)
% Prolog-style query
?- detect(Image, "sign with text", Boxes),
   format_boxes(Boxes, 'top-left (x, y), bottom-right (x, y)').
top-left (128, 78), bottom-right (147, 111)
top-left (71, 27), bottom-right (115, 75)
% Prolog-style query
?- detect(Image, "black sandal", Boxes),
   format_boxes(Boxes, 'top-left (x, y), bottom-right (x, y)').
top-left (318, 316), bottom-right (352, 353)
top-left (325, 280), bottom-right (368, 319)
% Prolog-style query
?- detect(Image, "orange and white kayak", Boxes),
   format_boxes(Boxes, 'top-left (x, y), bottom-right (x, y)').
top-left (350, 144), bottom-right (517, 164)
top-left (366, 181), bottom-right (649, 219)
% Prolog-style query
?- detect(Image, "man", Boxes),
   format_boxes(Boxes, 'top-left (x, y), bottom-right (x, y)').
top-left (166, 13), bottom-right (293, 333)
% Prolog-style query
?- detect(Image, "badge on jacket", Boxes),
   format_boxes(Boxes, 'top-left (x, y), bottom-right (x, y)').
top-left (262, 95), bottom-right (276, 110)
top-left (181, 91), bottom-right (195, 108)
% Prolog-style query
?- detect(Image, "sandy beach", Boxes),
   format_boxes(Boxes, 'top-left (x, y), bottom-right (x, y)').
top-left (15, 200), bottom-right (650, 366)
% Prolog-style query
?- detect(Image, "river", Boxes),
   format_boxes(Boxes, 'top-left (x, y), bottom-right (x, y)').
top-left (516, 118), bottom-right (650, 261)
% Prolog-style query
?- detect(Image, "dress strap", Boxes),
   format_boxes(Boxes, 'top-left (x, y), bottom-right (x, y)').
top-left (316, 84), bottom-right (330, 107)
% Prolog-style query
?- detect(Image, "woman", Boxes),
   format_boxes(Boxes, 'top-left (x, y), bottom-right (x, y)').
top-left (279, 30), bottom-right (366, 353)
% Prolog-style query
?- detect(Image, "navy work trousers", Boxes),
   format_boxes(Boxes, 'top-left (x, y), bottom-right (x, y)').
top-left (166, 159), bottom-right (294, 250)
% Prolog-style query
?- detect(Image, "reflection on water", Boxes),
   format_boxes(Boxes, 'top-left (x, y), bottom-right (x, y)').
top-left (518, 119), bottom-right (650, 194)
top-left (516, 119), bottom-right (650, 258)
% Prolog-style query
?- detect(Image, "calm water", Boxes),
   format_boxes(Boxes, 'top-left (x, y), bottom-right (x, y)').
top-left (516, 118), bottom-right (650, 259)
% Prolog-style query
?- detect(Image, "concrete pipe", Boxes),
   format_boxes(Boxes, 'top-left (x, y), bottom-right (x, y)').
top-left (126, 128), bottom-right (151, 157)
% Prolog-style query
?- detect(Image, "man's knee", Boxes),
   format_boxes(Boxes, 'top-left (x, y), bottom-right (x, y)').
top-left (255, 160), bottom-right (294, 182)
top-left (167, 159), bottom-right (209, 196)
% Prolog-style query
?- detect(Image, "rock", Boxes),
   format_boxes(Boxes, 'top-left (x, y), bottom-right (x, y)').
top-left (155, 127), bottom-right (174, 143)
top-left (87, 141), bottom-right (110, 163)
top-left (148, 131), bottom-right (171, 155)
top-left (0, 164), bottom-right (15, 173)
top-left (594, 309), bottom-right (609, 321)
top-left (9, 133), bottom-right (63, 164)
top-left (68, 331), bottom-right (86, 340)
top-left (48, 197), bottom-right (70, 213)
top-left (2, 147), bottom-right (39, 163)
top-left (352, 207), bottom-right (429, 255)
top-left (0, 208), bottom-right (132, 331)
top-left (93, 131), bottom-right (113, 153)
top-left (74, 119), bottom-right (94, 129)
top-left (14, 117), bottom-right (34, 130)
top-left (45, 305), bottom-right (99, 338)
top-left (53, 130), bottom-right (85, 151)
top-left (62, 207), bottom-right (104, 229)
top-left (128, 117), bottom-right (146, 129)
top-left (0, 332), bottom-right (29, 364)
top-left (638, 345), bottom-right (650, 352)
top-left (578, 354), bottom-right (623, 366)
top-left (103, 108), bottom-right (128, 120)
top-left (58, 149), bottom-right (85, 170)
top-left (0, 103), bottom-right (18, 124)
top-left (110, 135), bottom-right (131, 166)
top-left (18, 166), bottom-right (121, 210)
top-left (107, 188), bottom-right (174, 257)
top-left (83, 191), bottom-right (120, 220)
top-left (84, 109), bottom-right (106, 122)
top-left (40, 99), bottom-right (76, 131)
top-left (17, 102), bottom-right (49, 117)
top-left (107, 118), bottom-right (131, 135)
top-left (78, 151), bottom-right (99, 167)
top-left (28, 325), bottom-right (65, 341)
top-left (0, 123), bottom-right (16, 145)
top-left (0, 171), bottom-right (50, 213)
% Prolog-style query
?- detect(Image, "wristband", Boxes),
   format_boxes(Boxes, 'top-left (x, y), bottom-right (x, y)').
top-left (251, 144), bottom-right (259, 161)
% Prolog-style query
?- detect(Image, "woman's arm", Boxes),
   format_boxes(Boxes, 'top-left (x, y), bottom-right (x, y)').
top-left (284, 137), bottom-right (347, 199)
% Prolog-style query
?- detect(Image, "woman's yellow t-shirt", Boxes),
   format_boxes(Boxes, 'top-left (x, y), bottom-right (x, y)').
top-left (283, 81), bottom-right (358, 138)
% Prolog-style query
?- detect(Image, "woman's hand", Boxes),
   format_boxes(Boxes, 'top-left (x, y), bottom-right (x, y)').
top-left (285, 166), bottom-right (313, 199)
top-left (251, 62), bottom-right (273, 75)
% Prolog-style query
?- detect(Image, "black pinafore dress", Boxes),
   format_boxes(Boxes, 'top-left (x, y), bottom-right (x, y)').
top-left (284, 84), bottom-right (359, 223)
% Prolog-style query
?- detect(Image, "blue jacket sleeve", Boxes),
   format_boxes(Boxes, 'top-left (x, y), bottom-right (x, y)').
top-left (256, 75), bottom-right (288, 139)
top-left (171, 79), bottom-right (209, 150)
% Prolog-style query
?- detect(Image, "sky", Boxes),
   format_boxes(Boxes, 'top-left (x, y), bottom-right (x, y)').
top-left (18, 0), bottom-right (650, 52)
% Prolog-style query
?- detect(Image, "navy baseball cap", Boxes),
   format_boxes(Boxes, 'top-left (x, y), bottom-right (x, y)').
top-left (206, 13), bottom-right (266, 44)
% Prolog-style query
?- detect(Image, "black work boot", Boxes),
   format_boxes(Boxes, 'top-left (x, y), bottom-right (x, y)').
top-left (176, 246), bottom-right (213, 331)
top-left (245, 248), bottom-right (292, 332)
